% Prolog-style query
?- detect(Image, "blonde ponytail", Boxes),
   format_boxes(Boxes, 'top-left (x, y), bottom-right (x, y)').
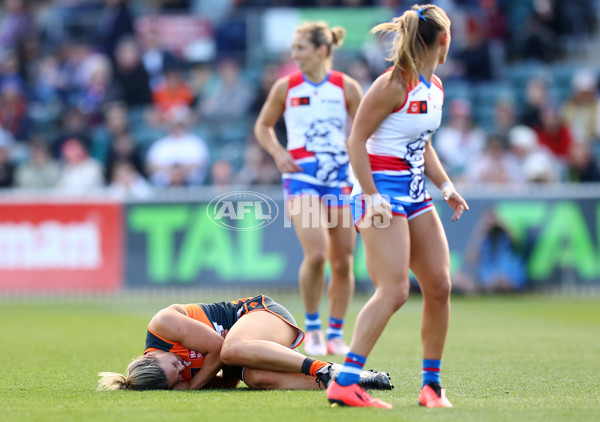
top-left (372, 4), bottom-right (450, 88)
top-left (296, 21), bottom-right (346, 58)
top-left (97, 371), bottom-right (129, 391)
top-left (97, 355), bottom-right (169, 391)
top-left (330, 26), bottom-right (346, 48)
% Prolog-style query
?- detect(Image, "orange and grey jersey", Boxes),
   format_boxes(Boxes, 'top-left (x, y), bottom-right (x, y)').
top-left (144, 295), bottom-right (303, 382)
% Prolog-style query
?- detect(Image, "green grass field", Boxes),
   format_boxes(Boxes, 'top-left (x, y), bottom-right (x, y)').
top-left (1, 292), bottom-right (599, 422)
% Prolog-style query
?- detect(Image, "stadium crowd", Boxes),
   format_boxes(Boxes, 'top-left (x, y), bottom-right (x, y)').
top-left (0, 0), bottom-right (599, 196)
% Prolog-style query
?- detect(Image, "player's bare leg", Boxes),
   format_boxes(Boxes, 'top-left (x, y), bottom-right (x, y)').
top-left (289, 195), bottom-right (329, 355)
top-left (409, 211), bottom-right (453, 408)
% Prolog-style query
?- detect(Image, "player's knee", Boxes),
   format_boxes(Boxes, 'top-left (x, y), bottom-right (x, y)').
top-left (220, 342), bottom-right (246, 367)
top-left (423, 278), bottom-right (452, 303)
top-left (329, 256), bottom-right (352, 278)
top-left (388, 289), bottom-right (409, 311)
top-left (377, 284), bottom-right (409, 312)
top-left (242, 369), bottom-right (277, 390)
top-left (304, 250), bottom-right (327, 269)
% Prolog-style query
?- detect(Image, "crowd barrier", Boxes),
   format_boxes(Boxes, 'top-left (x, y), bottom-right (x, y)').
top-left (0, 184), bottom-right (599, 294)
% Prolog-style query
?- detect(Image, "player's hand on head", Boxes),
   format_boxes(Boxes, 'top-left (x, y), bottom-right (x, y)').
top-left (274, 150), bottom-right (303, 173)
top-left (441, 182), bottom-right (469, 222)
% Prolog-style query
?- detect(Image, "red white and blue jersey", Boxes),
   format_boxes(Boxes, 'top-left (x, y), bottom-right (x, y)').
top-left (283, 71), bottom-right (352, 188)
top-left (352, 73), bottom-right (444, 204)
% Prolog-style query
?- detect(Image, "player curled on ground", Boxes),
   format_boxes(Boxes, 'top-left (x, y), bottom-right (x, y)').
top-left (97, 294), bottom-right (392, 391)
top-left (255, 22), bottom-right (363, 356)
top-left (325, 4), bottom-right (469, 409)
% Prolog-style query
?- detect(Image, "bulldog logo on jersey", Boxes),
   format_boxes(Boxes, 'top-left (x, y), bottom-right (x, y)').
top-left (305, 118), bottom-right (349, 182)
top-left (407, 100), bottom-right (428, 114)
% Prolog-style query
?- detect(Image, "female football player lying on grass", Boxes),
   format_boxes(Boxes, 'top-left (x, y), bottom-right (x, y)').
top-left (98, 294), bottom-right (393, 391)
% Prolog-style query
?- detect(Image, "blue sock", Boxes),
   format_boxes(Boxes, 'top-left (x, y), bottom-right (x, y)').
top-left (336, 352), bottom-right (366, 386)
top-left (422, 359), bottom-right (441, 387)
top-left (305, 312), bottom-right (321, 332)
top-left (326, 317), bottom-right (344, 341)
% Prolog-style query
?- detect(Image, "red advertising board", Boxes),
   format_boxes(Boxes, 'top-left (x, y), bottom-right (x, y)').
top-left (0, 202), bottom-right (123, 292)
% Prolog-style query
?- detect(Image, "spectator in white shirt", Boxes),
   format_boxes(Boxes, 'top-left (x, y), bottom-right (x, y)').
top-left (146, 106), bottom-right (210, 187)
top-left (56, 137), bottom-right (104, 192)
top-left (434, 98), bottom-right (486, 181)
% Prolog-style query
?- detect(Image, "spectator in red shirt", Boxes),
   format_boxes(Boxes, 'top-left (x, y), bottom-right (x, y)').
top-left (534, 104), bottom-right (573, 159)
top-left (0, 81), bottom-right (28, 140)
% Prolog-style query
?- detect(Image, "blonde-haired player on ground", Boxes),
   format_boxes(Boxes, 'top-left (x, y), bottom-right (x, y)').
top-left (255, 22), bottom-right (363, 356)
top-left (325, 4), bottom-right (469, 408)
top-left (98, 294), bottom-right (392, 391)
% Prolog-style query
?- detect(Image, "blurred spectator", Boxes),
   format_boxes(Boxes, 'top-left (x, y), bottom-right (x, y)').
top-left (73, 53), bottom-right (113, 121)
top-left (507, 125), bottom-right (560, 183)
top-left (146, 106), bottom-right (210, 187)
top-left (251, 63), bottom-right (279, 114)
top-left (108, 160), bottom-right (152, 198)
top-left (0, 80), bottom-right (28, 141)
top-left (56, 137), bottom-right (104, 191)
top-left (466, 210), bottom-right (527, 293)
top-left (139, 24), bottom-right (180, 90)
top-left (14, 138), bottom-right (61, 189)
top-left (480, 0), bottom-right (507, 42)
top-left (58, 39), bottom-right (96, 102)
top-left (113, 36), bottom-right (153, 107)
top-left (520, 77), bottom-right (549, 129)
top-left (16, 34), bottom-right (43, 90)
top-left (236, 142), bottom-right (280, 186)
top-left (554, 0), bottom-right (596, 37)
top-left (519, 11), bottom-right (558, 63)
top-left (361, 31), bottom-right (392, 77)
top-left (566, 142), bottom-right (600, 183)
top-left (0, 137), bottom-right (15, 188)
top-left (522, 150), bottom-right (556, 183)
top-left (104, 131), bottom-right (145, 182)
top-left (210, 159), bottom-right (233, 187)
top-left (250, 63), bottom-right (286, 143)
top-left (346, 57), bottom-right (374, 96)
top-left (96, 0), bottom-right (135, 62)
top-left (434, 99), bottom-right (486, 180)
top-left (0, 0), bottom-right (35, 51)
top-left (213, 17), bottom-right (247, 61)
top-left (91, 101), bottom-right (130, 164)
top-left (152, 67), bottom-right (195, 116)
top-left (200, 57), bottom-right (255, 121)
top-left (51, 107), bottom-right (91, 158)
top-left (0, 124), bottom-right (15, 146)
top-left (30, 52), bottom-right (63, 105)
top-left (465, 134), bottom-right (521, 184)
top-left (535, 104), bottom-right (573, 160)
top-left (189, 62), bottom-right (214, 104)
top-left (492, 97), bottom-right (516, 141)
top-left (1, 48), bottom-right (25, 92)
top-left (479, 0), bottom-right (507, 79)
top-left (560, 69), bottom-right (600, 144)
top-left (454, 17), bottom-right (493, 82)
top-left (165, 164), bottom-right (189, 187)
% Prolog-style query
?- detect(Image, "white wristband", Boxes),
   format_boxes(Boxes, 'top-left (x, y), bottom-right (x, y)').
top-left (440, 181), bottom-right (454, 199)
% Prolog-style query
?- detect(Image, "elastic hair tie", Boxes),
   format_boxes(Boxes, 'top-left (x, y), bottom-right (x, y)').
top-left (417, 7), bottom-right (427, 22)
